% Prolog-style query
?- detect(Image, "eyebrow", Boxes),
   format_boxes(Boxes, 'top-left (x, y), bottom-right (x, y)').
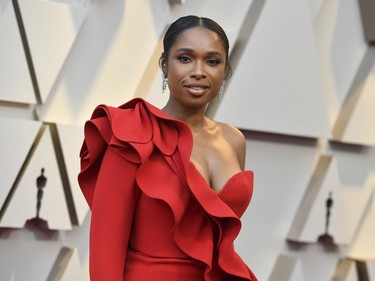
top-left (175, 48), bottom-right (224, 57)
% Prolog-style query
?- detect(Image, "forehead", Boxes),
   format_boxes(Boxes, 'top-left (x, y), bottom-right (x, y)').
top-left (172, 27), bottom-right (225, 54)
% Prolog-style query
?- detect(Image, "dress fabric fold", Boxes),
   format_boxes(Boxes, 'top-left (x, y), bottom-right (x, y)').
top-left (78, 98), bottom-right (258, 281)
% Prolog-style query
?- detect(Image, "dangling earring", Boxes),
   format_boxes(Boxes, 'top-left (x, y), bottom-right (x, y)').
top-left (162, 74), bottom-right (168, 93)
top-left (218, 80), bottom-right (225, 100)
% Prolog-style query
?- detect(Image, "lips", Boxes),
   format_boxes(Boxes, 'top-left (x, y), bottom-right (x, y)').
top-left (185, 84), bottom-right (209, 89)
top-left (184, 85), bottom-right (209, 96)
top-left (189, 86), bottom-right (207, 90)
top-left (184, 83), bottom-right (209, 95)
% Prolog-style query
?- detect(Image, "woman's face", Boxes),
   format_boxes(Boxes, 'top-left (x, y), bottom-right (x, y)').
top-left (165, 27), bottom-right (227, 108)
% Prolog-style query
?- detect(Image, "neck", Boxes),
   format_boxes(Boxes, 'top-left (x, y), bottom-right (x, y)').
top-left (162, 102), bottom-right (207, 131)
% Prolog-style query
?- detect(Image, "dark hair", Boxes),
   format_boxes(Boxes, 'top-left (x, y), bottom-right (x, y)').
top-left (159, 15), bottom-right (232, 79)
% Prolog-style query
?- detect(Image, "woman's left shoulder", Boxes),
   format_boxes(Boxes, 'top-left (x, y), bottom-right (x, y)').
top-left (215, 121), bottom-right (246, 169)
top-left (216, 121), bottom-right (246, 148)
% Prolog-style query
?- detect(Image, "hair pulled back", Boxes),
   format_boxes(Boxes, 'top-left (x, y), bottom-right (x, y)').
top-left (159, 15), bottom-right (232, 79)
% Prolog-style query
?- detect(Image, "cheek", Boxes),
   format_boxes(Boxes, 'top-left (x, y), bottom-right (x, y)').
top-left (167, 71), bottom-right (179, 86)
top-left (168, 64), bottom-right (188, 78)
top-left (166, 71), bottom-right (182, 92)
top-left (167, 67), bottom-right (188, 88)
top-left (212, 71), bottom-right (225, 85)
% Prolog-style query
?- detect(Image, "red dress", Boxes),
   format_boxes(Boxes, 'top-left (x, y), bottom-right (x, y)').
top-left (78, 98), bottom-right (258, 281)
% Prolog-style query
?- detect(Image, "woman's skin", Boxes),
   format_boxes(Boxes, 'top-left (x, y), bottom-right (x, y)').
top-left (162, 27), bottom-right (246, 193)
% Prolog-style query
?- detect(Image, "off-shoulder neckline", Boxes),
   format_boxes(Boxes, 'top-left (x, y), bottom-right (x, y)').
top-left (189, 161), bottom-right (253, 195)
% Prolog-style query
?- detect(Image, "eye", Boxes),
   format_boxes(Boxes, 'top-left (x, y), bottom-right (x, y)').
top-left (178, 56), bottom-right (191, 63)
top-left (207, 58), bottom-right (220, 65)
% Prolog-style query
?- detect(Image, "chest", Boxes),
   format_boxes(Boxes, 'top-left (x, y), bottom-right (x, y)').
top-left (190, 134), bottom-right (241, 192)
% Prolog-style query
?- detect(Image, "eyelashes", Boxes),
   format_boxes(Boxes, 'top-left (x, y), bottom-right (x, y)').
top-left (178, 55), bottom-right (191, 63)
top-left (207, 59), bottom-right (220, 65)
top-left (177, 55), bottom-right (222, 66)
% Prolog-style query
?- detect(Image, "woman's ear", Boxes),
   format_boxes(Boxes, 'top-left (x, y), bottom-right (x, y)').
top-left (162, 64), bottom-right (168, 77)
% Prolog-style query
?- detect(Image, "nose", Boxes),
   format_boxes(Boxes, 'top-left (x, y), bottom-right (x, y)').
top-left (190, 61), bottom-right (206, 79)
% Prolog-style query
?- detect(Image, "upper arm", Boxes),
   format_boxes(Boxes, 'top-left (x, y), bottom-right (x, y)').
top-left (90, 146), bottom-right (140, 280)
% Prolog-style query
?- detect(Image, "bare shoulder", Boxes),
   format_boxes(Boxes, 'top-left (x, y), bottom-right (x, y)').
top-left (216, 121), bottom-right (247, 169)
top-left (218, 122), bottom-right (245, 146)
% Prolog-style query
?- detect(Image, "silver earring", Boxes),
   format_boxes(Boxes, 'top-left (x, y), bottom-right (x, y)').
top-left (218, 80), bottom-right (225, 100)
top-left (162, 74), bottom-right (168, 93)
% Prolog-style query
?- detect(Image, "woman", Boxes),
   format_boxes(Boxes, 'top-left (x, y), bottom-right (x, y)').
top-left (78, 15), bottom-right (258, 281)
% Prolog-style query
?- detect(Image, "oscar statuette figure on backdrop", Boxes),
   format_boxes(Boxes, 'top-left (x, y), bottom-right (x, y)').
top-left (25, 168), bottom-right (49, 229)
top-left (317, 191), bottom-right (337, 249)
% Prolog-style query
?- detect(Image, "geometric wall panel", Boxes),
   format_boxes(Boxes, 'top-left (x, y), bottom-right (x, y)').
top-left (296, 244), bottom-right (348, 281)
top-left (341, 68), bottom-right (375, 146)
top-left (312, 0), bottom-right (342, 127)
top-left (330, 142), bottom-right (375, 188)
top-left (59, 248), bottom-right (85, 281)
top-left (0, 117), bottom-right (41, 212)
top-left (214, 0), bottom-right (330, 138)
top-left (358, 0), bottom-right (375, 43)
top-left (236, 132), bottom-right (320, 280)
top-left (19, 0), bottom-right (89, 103)
top-left (344, 263), bottom-right (359, 281)
top-left (307, 0), bottom-right (368, 129)
top-left (56, 123), bottom-right (88, 225)
top-left (288, 155), bottom-right (371, 246)
top-left (369, 262), bottom-right (375, 280)
top-left (269, 255), bottom-right (304, 281)
top-left (0, 0), bottom-right (35, 103)
top-left (331, 259), bottom-right (360, 281)
top-left (291, 156), bottom-right (350, 244)
top-left (47, 247), bottom-right (84, 281)
top-left (38, 0), bottom-right (171, 126)
top-left (308, 0), bottom-right (325, 21)
top-left (0, 124), bottom-right (72, 230)
top-left (348, 175), bottom-right (375, 260)
top-left (329, 0), bottom-right (368, 107)
top-left (307, 157), bottom-right (355, 245)
top-left (340, 178), bottom-right (373, 246)
top-left (0, 235), bottom-right (62, 281)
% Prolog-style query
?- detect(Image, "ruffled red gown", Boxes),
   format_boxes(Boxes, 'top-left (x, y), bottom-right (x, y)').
top-left (78, 98), bottom-right (258, 281)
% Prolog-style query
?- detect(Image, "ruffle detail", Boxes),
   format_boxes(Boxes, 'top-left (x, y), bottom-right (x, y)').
top-left (79, 98), bottom-right (257, 281)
